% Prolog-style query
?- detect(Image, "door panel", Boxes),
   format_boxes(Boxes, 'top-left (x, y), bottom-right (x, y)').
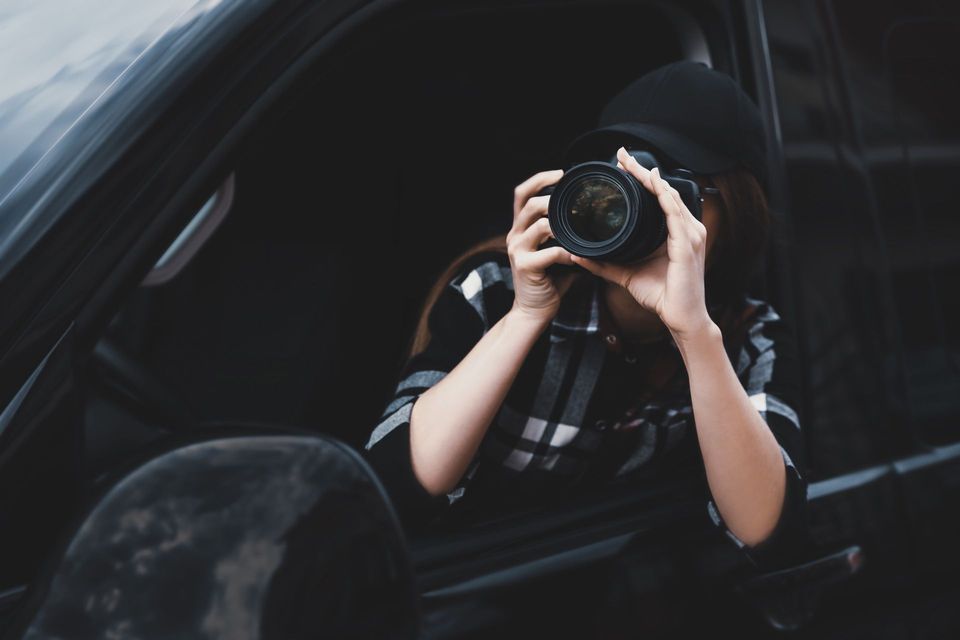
top-left (762, 0), bottom-right (960, 634)
top-left (0, 326), bottom-right (83, 589)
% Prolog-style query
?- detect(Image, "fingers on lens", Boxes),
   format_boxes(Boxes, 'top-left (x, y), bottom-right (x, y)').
top-left (528, 246), bottom-right (571, 270)
top-left (622, 156), bottom-right (653, 191)
top-left (619, 148), bottom-right (650, 178)
top-left (514, 170), bottom-right (563, 215)
top-left (519, 216), bottom-right (553, 249)
top-left (514, 195), bottom-right (549, 231)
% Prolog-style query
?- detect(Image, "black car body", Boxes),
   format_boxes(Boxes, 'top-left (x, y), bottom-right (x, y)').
top-left (0, 0), bottom-right (958, 637)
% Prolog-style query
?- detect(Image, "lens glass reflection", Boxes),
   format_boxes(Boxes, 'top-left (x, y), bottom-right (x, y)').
top-left (566, 177), bottom-right (627, 242)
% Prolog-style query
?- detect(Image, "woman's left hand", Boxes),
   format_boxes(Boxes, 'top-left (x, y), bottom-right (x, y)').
top-left (570, 146), bottom-right (715, 340)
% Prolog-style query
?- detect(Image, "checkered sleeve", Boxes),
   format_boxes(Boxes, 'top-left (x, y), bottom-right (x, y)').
top-left (361, 251), bottom-right (514, 529)
top-left (705, 300), bottom-right (810, 571)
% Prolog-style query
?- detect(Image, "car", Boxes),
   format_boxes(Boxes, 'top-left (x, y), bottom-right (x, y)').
top-left (0, 0), bottom-right (958, 637)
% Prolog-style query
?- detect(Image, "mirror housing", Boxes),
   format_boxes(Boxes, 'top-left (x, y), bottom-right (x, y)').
top-left (5, 434), bottom-right (419, 639)
top-left (736, 545), bottom-right (865, 631)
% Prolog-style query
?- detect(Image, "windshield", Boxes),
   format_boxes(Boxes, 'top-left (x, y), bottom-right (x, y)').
top-left (0, 0), bottom-right (201, 208)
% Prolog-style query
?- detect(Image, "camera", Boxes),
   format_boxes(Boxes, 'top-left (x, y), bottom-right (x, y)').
top-left (538, 149), bottom-right (707, 266)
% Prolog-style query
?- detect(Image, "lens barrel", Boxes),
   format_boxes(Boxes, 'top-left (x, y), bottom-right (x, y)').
top-left (546, 162), bottom-right (666, 263)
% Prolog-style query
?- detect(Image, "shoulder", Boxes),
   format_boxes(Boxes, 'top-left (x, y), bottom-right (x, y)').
top-left (741, 297), bottom-right (787, 340)
top-left (447, 250), bottom-right (513, 293)
top-left (746, 296), bottom-right (783, 320)
top-left (438, 249), bottom-right (514, 330)
top-left (732, 296), bottom-right (800, 390)
top-left (741, 297), bottom-right (793, 342)
top-left (717, 296), bottom-right (778, 366)
top-left (449, 250), bottom-right (513, 287)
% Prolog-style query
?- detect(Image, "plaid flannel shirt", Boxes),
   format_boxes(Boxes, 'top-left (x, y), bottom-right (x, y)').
top-left (363, 251), bottom-right (808, 570)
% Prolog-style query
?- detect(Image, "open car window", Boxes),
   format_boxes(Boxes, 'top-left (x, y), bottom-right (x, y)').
top-left (83, 0), bottom-right (791, 599)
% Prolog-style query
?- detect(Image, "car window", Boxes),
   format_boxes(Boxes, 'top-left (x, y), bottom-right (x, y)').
top-left (826, 1), bottom-right (960, 447)
top-left (763, 0), bottom-right (960, 478)
top-left (0, 0), bottom-right (199, 226)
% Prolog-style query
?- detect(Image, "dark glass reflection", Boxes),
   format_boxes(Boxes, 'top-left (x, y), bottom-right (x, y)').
top-left (566, 177), bottom-right (628, 242)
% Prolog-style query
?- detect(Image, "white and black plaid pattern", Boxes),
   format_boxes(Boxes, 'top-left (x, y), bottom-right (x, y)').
top-left (364, 251), bottom-right (807, 568)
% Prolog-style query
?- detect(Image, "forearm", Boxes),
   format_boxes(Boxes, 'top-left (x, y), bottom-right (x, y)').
top-left (674, 324), bottom-right (787, 546)
top-left (409, 306), bottom-right (549, 496)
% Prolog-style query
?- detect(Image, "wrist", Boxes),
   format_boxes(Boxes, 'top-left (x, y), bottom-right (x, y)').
top-left (670, 319), bottom-right (722, 357)
top-left (507, 303), bottom-right (554, 334)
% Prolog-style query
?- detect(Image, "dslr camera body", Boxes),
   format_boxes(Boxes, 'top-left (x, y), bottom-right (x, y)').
top-left (539, 149), bottom-right (709, 265)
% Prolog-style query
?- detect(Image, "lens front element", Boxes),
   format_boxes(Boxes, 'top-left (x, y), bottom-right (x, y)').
top-left (566, 177), bottom-right (628, 242)
top-left (548, 160), bottom-right (664, 262)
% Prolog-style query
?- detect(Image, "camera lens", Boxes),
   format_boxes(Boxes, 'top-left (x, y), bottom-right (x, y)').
top-left (548, 160), bottom-right (665, 263)
top-left (566, 177), bottom-right (628, 242)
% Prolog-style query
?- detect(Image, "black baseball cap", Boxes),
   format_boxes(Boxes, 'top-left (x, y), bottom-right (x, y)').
top-left (562, 61), bottom-right (768, 184)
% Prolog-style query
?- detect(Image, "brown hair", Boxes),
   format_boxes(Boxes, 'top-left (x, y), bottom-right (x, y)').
top-left (405, 166), bottom-right (771, 362)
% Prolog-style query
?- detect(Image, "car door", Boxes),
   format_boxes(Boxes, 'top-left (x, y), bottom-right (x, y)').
top-left (0, 0), bottom-right (423, 623)
top-left (760, 0), bottom-right (960, 635)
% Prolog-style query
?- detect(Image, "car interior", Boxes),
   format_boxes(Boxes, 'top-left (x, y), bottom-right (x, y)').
top-left (76, 0), bottom-right (820, 624)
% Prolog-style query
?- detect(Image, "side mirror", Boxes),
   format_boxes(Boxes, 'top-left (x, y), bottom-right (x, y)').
top-left (4, 434), bottom-right (419, 639)
top-left (736, 545), bottom-right (865, 631)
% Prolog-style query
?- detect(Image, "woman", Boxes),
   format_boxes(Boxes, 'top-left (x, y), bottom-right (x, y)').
top-left (363, 61), bottom-right (808, 571)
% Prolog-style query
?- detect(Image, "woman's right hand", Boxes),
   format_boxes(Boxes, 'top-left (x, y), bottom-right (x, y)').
top-left (506, 169), bottom-right (578, 323)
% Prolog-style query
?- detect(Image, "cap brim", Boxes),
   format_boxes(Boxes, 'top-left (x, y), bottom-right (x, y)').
top-left (561, 122), bottom-right (736, 174)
